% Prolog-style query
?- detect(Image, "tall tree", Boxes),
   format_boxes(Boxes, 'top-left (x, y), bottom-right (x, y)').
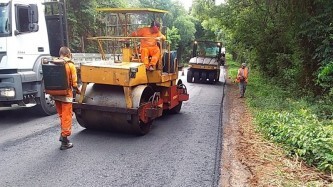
top-left (66, 0), bottom-right (125, 52)
top-left (194, 0), bottom-right (333, 95)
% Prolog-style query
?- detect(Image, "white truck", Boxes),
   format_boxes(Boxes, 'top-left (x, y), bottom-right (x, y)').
top-left (0, 0), bottom-right (98, 115)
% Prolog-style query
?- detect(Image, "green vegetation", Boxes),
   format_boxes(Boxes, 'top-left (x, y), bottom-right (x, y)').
top-left (65, 0), bottom-right (197, 64)
top-left (227, 54), bottom-right (333, 173)
top-left (195, 0), bottom-right (333, 174)
top-left (66, 0), bottom-right (333, 174)
top-left (193, 0), bottom-right (333, 96)
top-left (248, 74), bottom-right (333, 173)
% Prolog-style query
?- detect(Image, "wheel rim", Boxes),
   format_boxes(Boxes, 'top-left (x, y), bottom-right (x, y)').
top-left (44, 93), bottom-right (55, 109)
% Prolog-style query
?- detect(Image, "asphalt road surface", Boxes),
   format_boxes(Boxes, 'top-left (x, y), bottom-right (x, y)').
top-left (0, 68), bottom-right (226, 187)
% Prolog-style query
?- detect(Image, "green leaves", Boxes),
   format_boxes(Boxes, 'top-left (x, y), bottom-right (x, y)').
top-left (257, 108), bottom-right (333, 172)
top-left (249, 69), bottom-right (333, 173)
top-left (166, 26), bottom-right (180, 50)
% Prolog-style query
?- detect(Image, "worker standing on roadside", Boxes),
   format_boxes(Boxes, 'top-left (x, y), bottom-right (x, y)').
top-left (130, 20), bottom-right (166, 71)
top-left (236, 63), bottom-right (249, 98)
top-left (52, 47), bottom-right (81, 150)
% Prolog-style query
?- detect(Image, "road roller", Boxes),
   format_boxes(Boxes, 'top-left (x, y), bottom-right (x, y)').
top-left (187, 41), bottom-right (224, 84)
top-left (72, 8), bottom-right (189, 135)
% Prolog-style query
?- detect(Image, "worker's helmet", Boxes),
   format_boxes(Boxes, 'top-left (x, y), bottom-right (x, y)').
top-left (241, 63), bottom-right (246, 67)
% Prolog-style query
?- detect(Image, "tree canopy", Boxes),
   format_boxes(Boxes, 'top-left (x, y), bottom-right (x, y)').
top-left (66, 0), bottom-right (333, 96)
top-left (192, 0), bottom-right (333, 96)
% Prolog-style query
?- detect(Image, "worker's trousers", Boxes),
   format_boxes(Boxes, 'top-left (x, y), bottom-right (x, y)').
top-left (140, 46), bottom-right (160, 68)
top-left (55, 100), bottom-right (72, 137)
top-left (239, 81), bottom-right (247, 97)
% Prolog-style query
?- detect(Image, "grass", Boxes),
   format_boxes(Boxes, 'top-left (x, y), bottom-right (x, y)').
top-left (226, 54), bottom-right (333, 183)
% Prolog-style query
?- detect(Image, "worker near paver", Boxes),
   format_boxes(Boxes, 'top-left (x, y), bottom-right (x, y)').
top-left (130, 20), bottom-right (166, 71)
top-left (236, 63), bottom-right (249, 98)
top-left (52, 47), bottom-right (81, 150)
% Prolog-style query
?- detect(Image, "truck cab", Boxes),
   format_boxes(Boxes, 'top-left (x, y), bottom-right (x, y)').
top-left (0, 0), bottom-right (68, 115)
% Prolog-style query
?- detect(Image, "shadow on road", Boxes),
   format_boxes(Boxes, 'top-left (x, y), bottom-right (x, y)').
top-left (74, 128), bottom-right (141, 140)
top-left (0, 106), bottom-right (51, 126)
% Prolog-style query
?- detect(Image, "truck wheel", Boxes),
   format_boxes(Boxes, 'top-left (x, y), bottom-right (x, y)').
top-left (208, 72), bottom-right (215, 83)
top-left (216, 71), bottom-right (220, 82)
top-left (201, 72), bottom-right (207, 83)
top-left (193, 71), bottom-right (200, 83)
top-left (34, 81), bottom-right (57, 116)
top-left (187, 70), bottom-right (193, 83)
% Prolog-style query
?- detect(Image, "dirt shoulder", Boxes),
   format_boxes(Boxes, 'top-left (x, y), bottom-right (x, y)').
top-left (219, 78), bottom-right (332, 187)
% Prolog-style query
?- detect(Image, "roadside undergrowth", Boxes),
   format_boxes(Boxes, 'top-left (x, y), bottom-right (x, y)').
top-left (226, 55), bottom-right (333, 186)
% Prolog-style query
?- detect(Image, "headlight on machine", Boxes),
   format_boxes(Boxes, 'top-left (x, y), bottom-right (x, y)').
top-left (0, 88), bottom-right (15, 98)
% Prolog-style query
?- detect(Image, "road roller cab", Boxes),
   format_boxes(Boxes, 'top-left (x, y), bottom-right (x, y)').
top-left (73, 8), bottom-right (189, 135)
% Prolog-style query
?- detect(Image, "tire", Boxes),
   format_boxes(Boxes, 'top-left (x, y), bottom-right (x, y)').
top-left (201, 71), bottom-right (207, 83)
top-left (193, 71), bottom-right (200, 83)
top-left (187, 69), bottom-right (193, 83)
top-left (216, 71), bottom-right (220, 82)
top-left (34, 81), bottom-right (56, 116)
top-left (208, 72), bottom-right (215, 83)
top-left (169, 101), bottom-right (182, 114)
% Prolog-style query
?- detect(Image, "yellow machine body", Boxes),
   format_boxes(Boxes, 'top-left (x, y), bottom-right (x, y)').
top-left (73, 8), bottom-right (189, 135)
top-left (80, 61), bottom-right (178, 87)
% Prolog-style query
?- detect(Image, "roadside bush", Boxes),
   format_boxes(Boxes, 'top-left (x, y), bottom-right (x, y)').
top-left (246, 69), bottom-right (333, 173)
top-left (256, 109), bottom-right (333, 172)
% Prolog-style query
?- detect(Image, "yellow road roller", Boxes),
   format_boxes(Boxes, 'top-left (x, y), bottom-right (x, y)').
top-left (73, 8), bottom-right (189, 135)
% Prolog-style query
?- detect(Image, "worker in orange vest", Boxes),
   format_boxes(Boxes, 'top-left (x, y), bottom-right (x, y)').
top-left (52, 47), bottom-right (81, 150)
top-left (236, 63), bottom-right (249, 98)
top-left (130, 21), bottom-right (166, 71)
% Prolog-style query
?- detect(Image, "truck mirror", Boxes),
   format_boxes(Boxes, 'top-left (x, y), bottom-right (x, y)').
top-left (28, 4), bottom-right (38, 23)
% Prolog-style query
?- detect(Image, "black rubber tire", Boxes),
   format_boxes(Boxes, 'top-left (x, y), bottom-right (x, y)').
top-left (34, 81), bottom-right (56, 116)
top-left (169, 101), bottom-right (183, 114)
top-left (187, 69), bottom-right (193, 83)
top-left (201, 71), bottom-right (207, 83)
top-left (193, 71), bottom-right (200, 83)
top-left (216, 71), bottom-right (220, 82)
top-left (208, 72), bottom-right (215, 83)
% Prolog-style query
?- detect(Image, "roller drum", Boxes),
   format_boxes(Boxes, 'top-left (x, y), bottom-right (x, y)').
top-left (75, 84), bottom-right (153, 135)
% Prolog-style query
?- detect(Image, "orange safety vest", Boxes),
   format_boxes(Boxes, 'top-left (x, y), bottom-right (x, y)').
top-left (131, 27), bottom-right (166, 48)
top-left (236, 67), bottom-right (248, 83)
